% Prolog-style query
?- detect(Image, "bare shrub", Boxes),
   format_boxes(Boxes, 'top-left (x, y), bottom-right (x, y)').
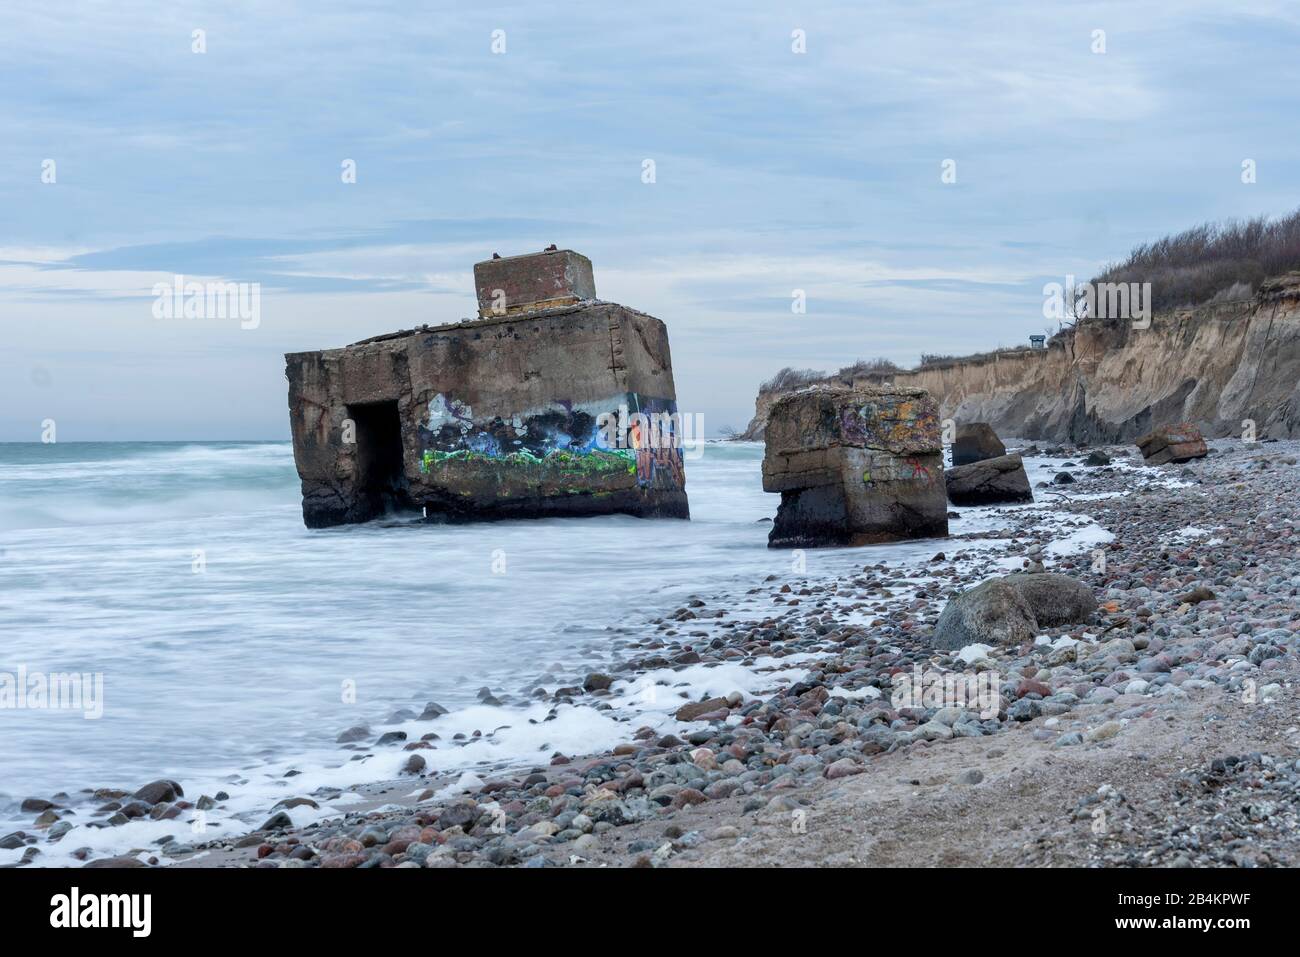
top-left (759, 367), bottom-right (827, 393)
top-left (1092, 209), bottom-right (1300, 312)
top-left (836, 357), bottom-right (899, 378)
top-left (917, 345), bottom-right (1037, 370)
top-left (919, 353), bottom-right (957, 367)
top-left (1207, 281), bottom-right (1254, 304)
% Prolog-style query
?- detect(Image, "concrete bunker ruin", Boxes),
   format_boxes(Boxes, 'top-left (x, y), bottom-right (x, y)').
top-left (762, 386), bottom-right (949, 548)
top-left (285, 248), bottom-right (690, 527)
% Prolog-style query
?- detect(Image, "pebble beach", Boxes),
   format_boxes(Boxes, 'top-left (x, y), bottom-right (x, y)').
top-left (6, 438), bottom-right (1299, 869)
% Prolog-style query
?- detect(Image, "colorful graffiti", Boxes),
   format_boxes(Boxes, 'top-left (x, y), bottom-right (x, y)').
top-left (858, 454), bottom-right (933, 486)
top-left (839, 394), bottom-right (941, 455)
top-left (905, 456), bottom-right (933, 483)
top-left (419, 446), bottom-right (635, 477)
top-left (620, 396), bottom-right (687, 489)
top-left (417, 392), bottom-right (685, 491)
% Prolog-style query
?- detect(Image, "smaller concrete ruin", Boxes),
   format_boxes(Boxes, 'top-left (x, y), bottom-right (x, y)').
top-left (944, 453), bottom-right (1033, 505)
top-left (762, 387), bottom-right (949, 548)
top-left (951, 422), bottom-right (1006, 467)
top-left (1136, 423), bottom-right (1208, 465)
top-left (285, 248), bottom-right (689, 528)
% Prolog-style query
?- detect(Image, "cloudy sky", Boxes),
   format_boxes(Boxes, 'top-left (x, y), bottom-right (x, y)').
top-left (3, 0), bottom-right (1299, 440)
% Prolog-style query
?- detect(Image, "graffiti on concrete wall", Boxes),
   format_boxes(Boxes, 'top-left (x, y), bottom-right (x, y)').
top-left (859, 453), bottom-right (934, 486)
top-left (839, 394), bottom-right (941, 455)
top-left (417, 392), bottom-right (686, 490)
top-left (601, 395), bottom-right (687, 490)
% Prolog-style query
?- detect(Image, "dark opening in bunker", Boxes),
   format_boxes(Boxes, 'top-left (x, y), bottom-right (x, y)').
top-left (347, 400), bottom-right (415, 518)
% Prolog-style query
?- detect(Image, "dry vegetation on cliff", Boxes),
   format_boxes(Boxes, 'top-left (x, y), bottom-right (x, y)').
top-left (743, 211), bottom-right (1300, 443)
top-left (758, 358), bottom-right (900, 395)
top-left (1093, 208), bottom-right (1300, 313)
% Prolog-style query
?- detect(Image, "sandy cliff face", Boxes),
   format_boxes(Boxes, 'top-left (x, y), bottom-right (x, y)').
top-left (740, 389), bottom-right (785, 440)
top-left (743, 273), bottom-right (1300, 444)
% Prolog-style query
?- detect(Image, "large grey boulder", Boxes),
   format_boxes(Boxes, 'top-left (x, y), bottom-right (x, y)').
top-left (932, 577), bottom-right (1036, 650)
top-left (944, 453), bottom-right (1033, 505)
top-left (932, 572), bottom-right (1096, 651)
top-left (1010, 571), bottom-right (1097, 627)
top-left (951, 423), bottom-right (1006, 466)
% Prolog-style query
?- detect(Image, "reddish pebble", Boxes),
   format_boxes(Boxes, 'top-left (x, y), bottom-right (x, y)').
top-left (1015, 679), bottom-right (1051, 699)
top-left (670, 788), bottom-right (708, 809)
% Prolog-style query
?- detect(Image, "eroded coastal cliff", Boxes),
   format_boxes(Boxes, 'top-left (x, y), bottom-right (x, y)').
top-left (744, 272), bottom-right (1300, 443)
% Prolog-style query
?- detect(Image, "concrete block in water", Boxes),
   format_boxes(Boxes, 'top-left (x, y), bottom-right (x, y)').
top-left (285, 250), bottom-right (688, 528)
top-left (761, 387), bottom-right (949, 547)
